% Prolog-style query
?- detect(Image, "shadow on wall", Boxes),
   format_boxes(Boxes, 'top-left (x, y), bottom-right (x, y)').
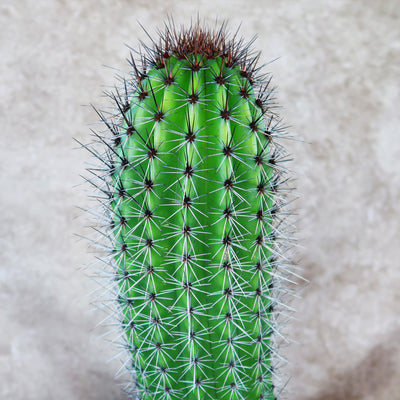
top-left (311, 330), bottom-right (399, 400)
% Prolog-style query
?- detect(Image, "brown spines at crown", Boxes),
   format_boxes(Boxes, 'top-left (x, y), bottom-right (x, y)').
top-left (160, 24), bottom-right (230, 59)
top-left (143, 20), bottom-right (260, 78)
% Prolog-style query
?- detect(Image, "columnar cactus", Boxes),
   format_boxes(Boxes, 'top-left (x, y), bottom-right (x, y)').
top-left (85, 20), bottom-right (295, 400)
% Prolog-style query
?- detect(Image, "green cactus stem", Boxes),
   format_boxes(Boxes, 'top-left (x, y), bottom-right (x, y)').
top-left (86, 20), bottom-right (295, 400)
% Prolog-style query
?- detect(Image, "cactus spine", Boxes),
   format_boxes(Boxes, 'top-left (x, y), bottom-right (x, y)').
top-left (87, 21), bottom-right (294, 400)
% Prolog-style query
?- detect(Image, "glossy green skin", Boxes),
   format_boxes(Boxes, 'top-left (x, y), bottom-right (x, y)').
top-left (112, 55), bottom-right (275, 399)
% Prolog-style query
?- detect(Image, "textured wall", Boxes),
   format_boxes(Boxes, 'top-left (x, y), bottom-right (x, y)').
top-left (1, 1), bottom-right (399, 399)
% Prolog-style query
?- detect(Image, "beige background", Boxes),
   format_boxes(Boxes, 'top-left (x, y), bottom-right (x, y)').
top-left (1, 1), bottom-right (399, 399)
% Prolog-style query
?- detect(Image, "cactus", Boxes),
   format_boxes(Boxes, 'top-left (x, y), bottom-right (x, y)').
top-left (84, 20), bottom-right (295, 400)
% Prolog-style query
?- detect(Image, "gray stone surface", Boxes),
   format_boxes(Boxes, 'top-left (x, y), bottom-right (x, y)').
top-left (1, 0), bottom-right (399, 399)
